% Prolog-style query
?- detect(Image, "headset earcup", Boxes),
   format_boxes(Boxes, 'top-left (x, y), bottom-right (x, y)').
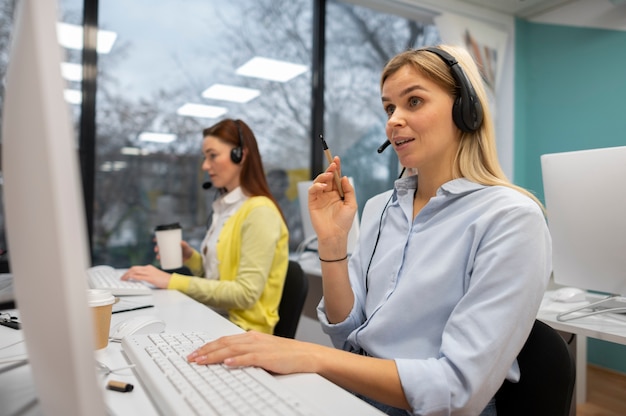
top-left (464, 93), bottom-right (484, 132)
top-left (449, 65), bottom-right (483, 133)
top-left (230, 147), bottom-right (243, 164)
top-left (453, 94), bottom-right (484, 133)
top-left (422, 47), bottom-right (483, 133)
top-left (452, 96), bottom-right (468, 133)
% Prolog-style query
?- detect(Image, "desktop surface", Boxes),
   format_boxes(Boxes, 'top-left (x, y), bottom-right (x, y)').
top-left (0, 290), bottom-right (385, 416)
top-left (538, 291), bottom-right (626, 345)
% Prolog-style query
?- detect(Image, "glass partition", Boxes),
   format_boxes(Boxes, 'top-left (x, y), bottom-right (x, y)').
top-left (325, 0), bottom-right (440, 214)
top-left (0, 0), bottom-right (84, 271)
top-left (1, 0), bottom-right (440, 269)
top-left (95, 0), bottom-right (313, 265)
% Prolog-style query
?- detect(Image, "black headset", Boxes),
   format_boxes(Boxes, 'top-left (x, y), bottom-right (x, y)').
top-left (421, 47), bottom-right (484, 133)
top-left (230, 120), bottom-right (244, 164)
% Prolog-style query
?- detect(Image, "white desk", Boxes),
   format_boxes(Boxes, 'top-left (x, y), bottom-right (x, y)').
top-left (0, 290), bottom-right (384, 416)
top-left (537, 291), bottom-right (626, 404)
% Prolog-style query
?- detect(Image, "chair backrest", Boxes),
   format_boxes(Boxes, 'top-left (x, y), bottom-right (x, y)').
top-left (274, 260), bottom-right (309, 338)
top-left (495, 319), bottom-right (576, 416)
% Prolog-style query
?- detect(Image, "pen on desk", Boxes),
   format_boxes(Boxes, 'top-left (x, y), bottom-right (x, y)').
top-left (319, 135), bottom-right (344, 199)
top-left (112, 304), bottom-right (154, 314)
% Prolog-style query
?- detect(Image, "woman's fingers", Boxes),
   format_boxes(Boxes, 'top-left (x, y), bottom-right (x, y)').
top-left (187, 331), bottom-right (315, 375)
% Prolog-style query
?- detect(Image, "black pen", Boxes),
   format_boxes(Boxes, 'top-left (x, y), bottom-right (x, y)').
top-left (112, 304), bottom-right (154, 314)
top-left (319, 135), bottom-right (344, 199)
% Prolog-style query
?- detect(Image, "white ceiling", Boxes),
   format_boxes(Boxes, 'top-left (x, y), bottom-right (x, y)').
top-left (458, 0), bottom-right (626, 31)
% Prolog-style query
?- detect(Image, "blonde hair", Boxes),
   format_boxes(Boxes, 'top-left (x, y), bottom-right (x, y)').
top-left (381, 45), bottom-right (544, 211)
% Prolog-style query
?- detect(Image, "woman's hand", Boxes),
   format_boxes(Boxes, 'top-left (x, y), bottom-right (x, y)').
top-left (308, 156), bottom-right (358, 247)
top-left (181, 240), bottom-right (194, 262)
top-left (187, 331), bottom-right (410, 410)
top-left (121, 264), bottom-right (171, 288)
top-left (187, 331), bottom-right (324, 375)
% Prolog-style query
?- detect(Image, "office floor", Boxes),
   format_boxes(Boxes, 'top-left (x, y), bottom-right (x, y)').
top-left (577, 365), bottom-right (626, 416)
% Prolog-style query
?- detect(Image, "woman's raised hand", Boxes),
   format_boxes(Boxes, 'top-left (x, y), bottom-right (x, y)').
top-left (308, 156), bottom-right (357, 245)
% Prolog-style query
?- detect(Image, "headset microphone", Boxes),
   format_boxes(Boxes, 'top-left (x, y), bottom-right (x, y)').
top-left (202, 181), bottom-right (212, 190)
top-left (377, 140), bottom-right (391, 154)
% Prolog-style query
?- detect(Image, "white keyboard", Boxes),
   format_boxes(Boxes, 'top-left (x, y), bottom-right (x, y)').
top-left (122, 332), bottom-right (318, 415)
top-left (87, 265), bottom-right (152, 296)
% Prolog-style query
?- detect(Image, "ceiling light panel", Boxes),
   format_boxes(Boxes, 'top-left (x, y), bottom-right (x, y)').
top-left (201, 84), bottom-right (260, 103)
top-left (138, 132), bottom-right (177, 143)
top-left (61, 62), bottom-right (82, 81)
top-left (235, 57), bottom-right (308, 82)
top-left (177, 103), bottom-right (228, 119)
top-left (63, 89), bottom-right (82, 105)
top-left (121, 147), bottom-right (150, 156)
top-left (56, 22), bottom-right (117, 54)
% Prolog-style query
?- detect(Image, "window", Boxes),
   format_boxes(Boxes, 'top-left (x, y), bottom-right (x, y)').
top-left (94, 0), bottom-right (312, 265)
top-left (0, 0), bottom-right (440, 269)
top-left (0, 0), bottom-right (84, 271)
top-left (325, 0), bottom-right (439, 213)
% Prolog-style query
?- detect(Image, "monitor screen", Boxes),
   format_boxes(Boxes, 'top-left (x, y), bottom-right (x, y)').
top-left (2, 1), bottom-right (105, 414)
top-left (541, 146), bottom-right (626, 296)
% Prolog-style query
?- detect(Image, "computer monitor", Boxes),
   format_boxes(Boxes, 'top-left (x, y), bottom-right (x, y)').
top-left (541, 146), bottom-right (626, 300)
top-left (2, 1), bottom-right (106, 414)
top-left (296, 179), bottom-right (360, 255)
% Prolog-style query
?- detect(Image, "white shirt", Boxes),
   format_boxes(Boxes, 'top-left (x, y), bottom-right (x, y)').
top-left (200, 187), bottom-right (248, 280)
top-left (318, 177), bottom-right (552, 415)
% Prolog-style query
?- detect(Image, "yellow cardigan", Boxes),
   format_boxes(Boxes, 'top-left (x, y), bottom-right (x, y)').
top-left (168, 196), bottom-right (289, 334)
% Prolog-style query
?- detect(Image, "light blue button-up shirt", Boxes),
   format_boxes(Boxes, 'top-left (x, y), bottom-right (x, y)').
top-left (318, 176), bottom-right (551, 415)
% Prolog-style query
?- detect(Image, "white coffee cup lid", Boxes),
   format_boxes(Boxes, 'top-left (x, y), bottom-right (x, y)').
top-left (87, 289), bottom-right (116, 307)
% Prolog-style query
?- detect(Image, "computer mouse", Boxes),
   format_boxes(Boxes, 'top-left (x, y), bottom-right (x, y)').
top-left (551, 287), bottom-right (587, 303)
top-left (109, 315), bottom-right (166, 342)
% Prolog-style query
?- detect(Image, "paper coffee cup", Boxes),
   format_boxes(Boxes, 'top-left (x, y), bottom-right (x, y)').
top-left (87, 289), bottom-right (116, 350)
top-left (155, 223), bottom-right (183, 270)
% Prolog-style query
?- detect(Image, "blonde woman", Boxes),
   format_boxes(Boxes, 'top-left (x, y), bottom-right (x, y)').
top-left (187, 47), bottom-right (551, 416)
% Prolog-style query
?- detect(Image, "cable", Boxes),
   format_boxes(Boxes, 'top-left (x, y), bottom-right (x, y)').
top-left (294, 234), bottom-right (319, 259)
top-left (0, 358), bottom-right (29, 375)
top-left (364, 194), bottom-right (393, 293)
top-left (557, 295), bottom-right (626, 322)
top-left (6, 396), bottom-right (38, 416)
top-left (364, 168), bottom-right (407, 293)
top-left (0, 338), bottom-right (28, 374)
top-left (0, 338), bottom-right (24, 351)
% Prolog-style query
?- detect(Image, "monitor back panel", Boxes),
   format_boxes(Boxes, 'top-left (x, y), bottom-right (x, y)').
top-left (541, 146), bottom-right (626, 295)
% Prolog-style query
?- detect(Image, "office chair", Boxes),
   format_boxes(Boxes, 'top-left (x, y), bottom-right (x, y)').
top-left (274, 261), bottom-right (309, 339)
top-left (495, 319), bottom-right (576, 416)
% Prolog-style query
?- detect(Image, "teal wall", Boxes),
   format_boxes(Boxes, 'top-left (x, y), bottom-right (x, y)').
top-left (514, 19), bottom-right (626, 374)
